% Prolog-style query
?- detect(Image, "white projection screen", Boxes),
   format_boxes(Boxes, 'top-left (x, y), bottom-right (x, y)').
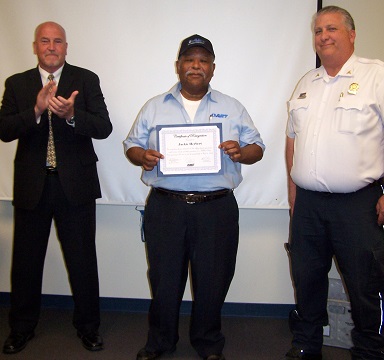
top-left (0, 0), bottom-right (318, 208)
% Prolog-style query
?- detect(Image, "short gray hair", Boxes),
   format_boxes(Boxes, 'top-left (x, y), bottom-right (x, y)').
top-left (313, 6), bottom-right (355, 31)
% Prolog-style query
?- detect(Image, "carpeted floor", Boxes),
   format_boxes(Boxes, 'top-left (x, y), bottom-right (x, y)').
top-left (0, 307), bottom-right (351, 360)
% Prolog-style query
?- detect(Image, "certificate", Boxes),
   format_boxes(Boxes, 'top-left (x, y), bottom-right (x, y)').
top-left (157, 123), bottom-right (223, 176)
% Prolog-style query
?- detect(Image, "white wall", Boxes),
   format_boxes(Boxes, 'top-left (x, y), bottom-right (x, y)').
top-left (0, 200), bottom-right (295, 304)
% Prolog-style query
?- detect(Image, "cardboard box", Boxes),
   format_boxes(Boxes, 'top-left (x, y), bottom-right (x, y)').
top-left (323, 299), bottom-right (354, 348)
top-left (323, 278), bottom-right (354, 349)
top-left (328, 277), bottom-right (349, 302)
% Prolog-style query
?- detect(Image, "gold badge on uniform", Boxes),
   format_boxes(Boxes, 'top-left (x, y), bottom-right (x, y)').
top-left (348, 83), bottom-right (359, 95)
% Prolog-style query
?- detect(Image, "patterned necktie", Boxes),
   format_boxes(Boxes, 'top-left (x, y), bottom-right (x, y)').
top-left (46, 74), bottom-right (56, 168)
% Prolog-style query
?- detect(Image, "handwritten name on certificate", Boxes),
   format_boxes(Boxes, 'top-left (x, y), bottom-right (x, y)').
top-left (157, 124), bottom-right (223, 176)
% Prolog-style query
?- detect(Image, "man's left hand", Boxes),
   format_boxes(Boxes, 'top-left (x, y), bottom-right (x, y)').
top-left (376, 195), bottom-right (384, 226)
top-left (48, 90), bottom-right (79, 120)
top-left (219, 140), bottom-right (241, 162)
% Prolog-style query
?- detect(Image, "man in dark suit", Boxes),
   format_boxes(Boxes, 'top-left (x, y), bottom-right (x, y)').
top-left (0, 21), bottom-right (112, 354)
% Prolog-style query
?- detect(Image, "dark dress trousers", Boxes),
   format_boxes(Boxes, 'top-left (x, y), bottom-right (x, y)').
top-left (0, 62), bottom-right (112, 334)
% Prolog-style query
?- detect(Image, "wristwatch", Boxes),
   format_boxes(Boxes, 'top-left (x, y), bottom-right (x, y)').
top-left (66, 115), bottom-right (75, 126)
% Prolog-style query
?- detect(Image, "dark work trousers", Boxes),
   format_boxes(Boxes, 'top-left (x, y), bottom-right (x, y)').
top-left (9, 173), bottom-right (100, 335)
top-left (143, 188), bottom-right (239, 358)
top-left (290, 185), bottom-right (384, 359)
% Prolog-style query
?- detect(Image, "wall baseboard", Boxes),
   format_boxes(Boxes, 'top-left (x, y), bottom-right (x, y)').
top-left (0, 292), bottom-right (294, 318)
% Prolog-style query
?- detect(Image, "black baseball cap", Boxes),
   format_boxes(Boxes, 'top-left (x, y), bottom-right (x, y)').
top-left (178, 34), bottom-right (215, 59)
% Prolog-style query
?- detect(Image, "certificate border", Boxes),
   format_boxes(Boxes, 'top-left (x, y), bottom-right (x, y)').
top-left (156, 123), bottom-right (223, 177)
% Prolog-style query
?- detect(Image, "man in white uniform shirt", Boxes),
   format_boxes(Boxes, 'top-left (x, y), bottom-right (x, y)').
top-left (285, 6), bottom-right (384, 360)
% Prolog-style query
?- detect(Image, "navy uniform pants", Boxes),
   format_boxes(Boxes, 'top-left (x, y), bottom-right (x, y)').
top-left (289, 185), bottom-right (384, 359)
top-left (143, 188), bottom-right (239, 358)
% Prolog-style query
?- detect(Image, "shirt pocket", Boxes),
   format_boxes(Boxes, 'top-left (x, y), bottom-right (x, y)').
top-left (288, 98), bottom-right (310, 134)
top-left (334, 98), bottom-right (364, 134)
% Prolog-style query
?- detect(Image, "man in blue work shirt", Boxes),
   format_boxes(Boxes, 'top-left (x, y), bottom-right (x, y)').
top-left (124, 34), bottom-right (265, 360)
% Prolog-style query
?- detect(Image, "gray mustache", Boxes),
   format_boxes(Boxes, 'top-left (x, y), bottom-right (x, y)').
top-left (185, 70), bottom-right (206, 79)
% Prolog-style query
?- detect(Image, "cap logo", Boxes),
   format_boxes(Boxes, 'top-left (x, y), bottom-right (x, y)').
top-left (188, 38), bottom-right (205, 46)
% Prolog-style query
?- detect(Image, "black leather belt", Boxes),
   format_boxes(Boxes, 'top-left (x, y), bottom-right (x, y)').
top-left (366, 177), bottom-right (384, 189)
top-left (153, 187), bottom-right (232, 204)
top-left (46, 167), bottom-right (58, 175)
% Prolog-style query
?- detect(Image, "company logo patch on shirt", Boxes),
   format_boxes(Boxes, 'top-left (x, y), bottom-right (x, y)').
top-left (210, 113), bottom-right (228, 119)
top-left (298, 93), bottom-right (307, 99)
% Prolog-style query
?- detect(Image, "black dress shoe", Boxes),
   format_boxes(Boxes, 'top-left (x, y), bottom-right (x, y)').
top-left (136, 346), bottom-right (176, 360)
top-left (136, 348), bottom-right (163, 360)
top-left (3, 332), bottom-right (35, 354)
top-left (284, 347), bottom-right (322, 359)
top-left (204, 354), bottom-right (226, 360)
top-left (77, 331), bottom-right (103, 351)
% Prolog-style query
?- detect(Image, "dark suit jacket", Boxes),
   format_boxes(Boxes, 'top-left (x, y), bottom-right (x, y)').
top-left (0, 62), bottom-right (112, 209)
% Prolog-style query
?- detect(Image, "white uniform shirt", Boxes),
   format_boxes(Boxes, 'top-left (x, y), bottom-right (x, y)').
top-left (287, 54), bottom-right (384, 193)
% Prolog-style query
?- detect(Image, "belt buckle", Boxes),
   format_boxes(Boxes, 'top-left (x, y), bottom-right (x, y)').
top-left (186, 193), bottom-right (196, 204)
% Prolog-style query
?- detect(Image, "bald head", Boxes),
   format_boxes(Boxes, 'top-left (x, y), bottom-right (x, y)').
top-left (35, 21), bottom-right (66, 42)
top-left (33, 21), bottom-right (68, 73)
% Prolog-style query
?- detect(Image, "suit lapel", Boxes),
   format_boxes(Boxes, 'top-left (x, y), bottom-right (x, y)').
top-left (29, 68), bottom-right (43, 105)
top-left (57, 63), bottom-right (75, 97)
